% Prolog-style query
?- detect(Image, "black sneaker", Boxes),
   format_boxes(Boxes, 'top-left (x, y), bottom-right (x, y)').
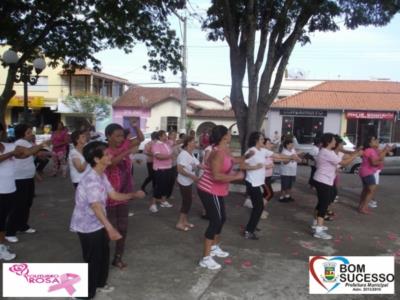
top-left (279, 197), bottom-right (291, 203)
top-left (201, 214), bottom-right (209, 220)
top-left (244, 231), bottom-right (259, 240)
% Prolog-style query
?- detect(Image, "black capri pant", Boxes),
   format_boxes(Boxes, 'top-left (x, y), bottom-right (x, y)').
top-left (6, 178), bottom-right (35, 236)
top-left (263, 176), bottom-right (274, 201)
top-left (0, 192), bottom-right (16, 232)
top-left (153, 168), bottom-right (173, 199)
top-left (245, 181), bottom-right (264, 233)
top-left (198, 189), bottom-right (226, 240)
top-left (178, 183), bottom-right (193, 214)
top-left (314, 180), bottom-right (335, 218)
top-left (77, 228), bottom-right (110, 299)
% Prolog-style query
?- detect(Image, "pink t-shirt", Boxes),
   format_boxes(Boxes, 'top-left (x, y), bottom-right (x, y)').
top-left (265, 156), bottom-right (274, 178)
top-left (105, 139), bottom-right (133, 207)
top-left (51, 129), bottom-right (69, 154)
top-left (197, 147), bottom-right (233, 197)
top-left (313, 148), bottom-right (341, 186)
top-left (359, 148), bottom-right (380, 178)
top-left (152, 141), bottom-right (172, 170)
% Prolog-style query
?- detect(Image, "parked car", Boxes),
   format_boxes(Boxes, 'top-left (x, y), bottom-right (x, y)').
top-left (343, 143), bottom-right (400, 175)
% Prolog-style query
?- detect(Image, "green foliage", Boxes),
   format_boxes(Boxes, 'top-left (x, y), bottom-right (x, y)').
top-left (186, 118), bottom-right (194, 131)
top-left (0, 0), bottom-right (184, 77)
top-left (202, 0), bottom-right (399, 152)
top-left (62, 94), bottom-right (112, 121)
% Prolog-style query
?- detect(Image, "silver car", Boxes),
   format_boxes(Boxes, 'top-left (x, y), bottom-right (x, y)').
top-left (343, 143), bottom-right (400, 175)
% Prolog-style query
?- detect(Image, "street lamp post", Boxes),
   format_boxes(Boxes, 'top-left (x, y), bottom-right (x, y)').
top-left (2, 49), bottom-right (46, 123)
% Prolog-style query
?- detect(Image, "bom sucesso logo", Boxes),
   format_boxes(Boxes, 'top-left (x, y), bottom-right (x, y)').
top-left (3, 263), bottom-right (88, 297)
top-left (309, 256), bottom-right (395, 294)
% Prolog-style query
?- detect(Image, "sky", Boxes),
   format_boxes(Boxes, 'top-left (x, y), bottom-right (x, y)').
top-left (93, 1), bottom-right (400, 101)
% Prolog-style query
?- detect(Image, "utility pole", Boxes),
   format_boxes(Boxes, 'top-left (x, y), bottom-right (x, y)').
top-left (179, 1), bottom-right (188, 134)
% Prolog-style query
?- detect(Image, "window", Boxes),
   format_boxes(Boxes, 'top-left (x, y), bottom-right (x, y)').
top-left (167, 117), bottom-right (178, 132)
top-left (379, 120), bottom-right (392, 143)
top-left (29, 76), bottom-right (48, 92)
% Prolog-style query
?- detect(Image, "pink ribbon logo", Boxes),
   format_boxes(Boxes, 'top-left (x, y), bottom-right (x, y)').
top-left (48, 273), bottom-right (81, 296)
top-left (9, 263), bottom-right (29, 276)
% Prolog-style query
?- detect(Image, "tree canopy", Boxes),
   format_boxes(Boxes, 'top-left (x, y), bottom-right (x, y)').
top-left (62, 94), bottom-right (112, 121)
top-left (202, 0), bottom-right (399, 152)
top-left (0, 0), bottom-right (185, 125)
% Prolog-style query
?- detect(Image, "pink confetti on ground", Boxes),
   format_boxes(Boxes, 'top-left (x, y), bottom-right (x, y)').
top-left (241, 260), bottom-right (252, 268)
top-left (347, 235), bottom-right (353, 241)
top-left (387, 233), bottom-right (397, 241)
top-left (334, 239), bottom-right (341, 244)
top-left (292, 251), bottom-right (299, 256)
top-left (394, 250), bottom-right (400, 257)
top-left (224, 258), bottom-right (233, 265)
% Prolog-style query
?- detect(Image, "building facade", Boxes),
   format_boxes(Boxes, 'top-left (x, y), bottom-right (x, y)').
top-left (266, 80), bottom-right (400, 145)
top-left (0, 50), bottom-right (129, 132)
top-left (112, 86), bottom-right (237, 135)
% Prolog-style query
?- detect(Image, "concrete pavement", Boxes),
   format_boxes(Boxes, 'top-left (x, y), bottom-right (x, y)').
top-left (1, 161), bottom-right (399, 300)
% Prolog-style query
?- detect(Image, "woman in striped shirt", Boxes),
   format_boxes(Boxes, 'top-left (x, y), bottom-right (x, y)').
top-left (197, 125), bottom-right (244, 270)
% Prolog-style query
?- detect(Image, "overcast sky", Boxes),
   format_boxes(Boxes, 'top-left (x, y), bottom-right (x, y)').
top-left (93, 1), bottom-right (400, 100)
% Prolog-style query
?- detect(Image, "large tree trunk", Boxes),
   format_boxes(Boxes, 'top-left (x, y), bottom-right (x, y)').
top-left (230, 75), bottom-right (248, 154)
top-left (0, 67), bottom-right (17, 134)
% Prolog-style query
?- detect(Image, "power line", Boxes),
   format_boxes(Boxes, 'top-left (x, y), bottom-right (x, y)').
top-left (5, 81), bottom-right (400, 95)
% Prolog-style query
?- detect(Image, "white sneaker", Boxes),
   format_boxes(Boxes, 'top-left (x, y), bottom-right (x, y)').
top-left (5, 236), bottom-right (18, 243)
top-left (243, 198), bottom-right (253, 208)
top-left (311, 220), bottom-right (328, 231)
top-left (199, 256), bottom-right (221, 270)
top-left (160, 201), bottom-right (173, 208)
top-left (368, 200), bottom-right (378, 208)
top-left (334, 196), bottom-right (339, 203)
top-left (149, 204), bottom-right (158, 213)
top-left (23, 228), bottom-right (36, 234)
top-left (0, 244), bottom-right (16, 261)
top-left (260, 211), bottom-right (269, 220)
top-left (210, 245), bottom-right (229, 258)
top-left (311, 225), bottom-right (328, 231)
top-left (128, 211), bottom-right (135, 217)
top-left (313, 229), bottom-right (332, 240)
top-left (96, 284), bottom-right (114, 293)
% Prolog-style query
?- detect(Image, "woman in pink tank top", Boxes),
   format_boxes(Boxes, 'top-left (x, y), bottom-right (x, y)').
top-left (197, 125), bottom-right (244, 270)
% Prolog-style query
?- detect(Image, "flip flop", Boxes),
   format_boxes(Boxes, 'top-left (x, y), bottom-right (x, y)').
top-left (176, 225), bottom-right (189, 232)
top-left (358, 209), bottom-right (371, 215)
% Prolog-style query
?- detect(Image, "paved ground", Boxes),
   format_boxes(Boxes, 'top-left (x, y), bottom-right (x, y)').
top-left (1, 158), bottom-right (399, 299)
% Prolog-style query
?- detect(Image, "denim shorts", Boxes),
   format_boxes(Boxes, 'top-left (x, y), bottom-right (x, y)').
top-left (361, 174), bottom-right (376, 187)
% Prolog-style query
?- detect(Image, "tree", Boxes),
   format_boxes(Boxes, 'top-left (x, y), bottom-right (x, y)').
top-left (62, 94), bottom-right (112, 122)
top-left (0, 0), bottom-right (185, 126)
top-left (202, 0), bottom-right (399, 153)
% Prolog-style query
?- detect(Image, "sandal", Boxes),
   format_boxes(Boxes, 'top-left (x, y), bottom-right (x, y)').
top-left (176, 225), bottom-right (189, 232)
top-left (327, 210), bottom-right (336, 217)
top-left (112, 256), bottom-right (127, 270)
top-left (324, 215), bottom-right (334, 221)
top-left (358, 208), bottom-right (371, 215)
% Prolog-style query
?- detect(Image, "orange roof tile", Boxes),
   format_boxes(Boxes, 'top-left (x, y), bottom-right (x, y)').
top-left (272, 80), bottom-right (400, 111)
top-left (113, 86), bottom-right (222, 108)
